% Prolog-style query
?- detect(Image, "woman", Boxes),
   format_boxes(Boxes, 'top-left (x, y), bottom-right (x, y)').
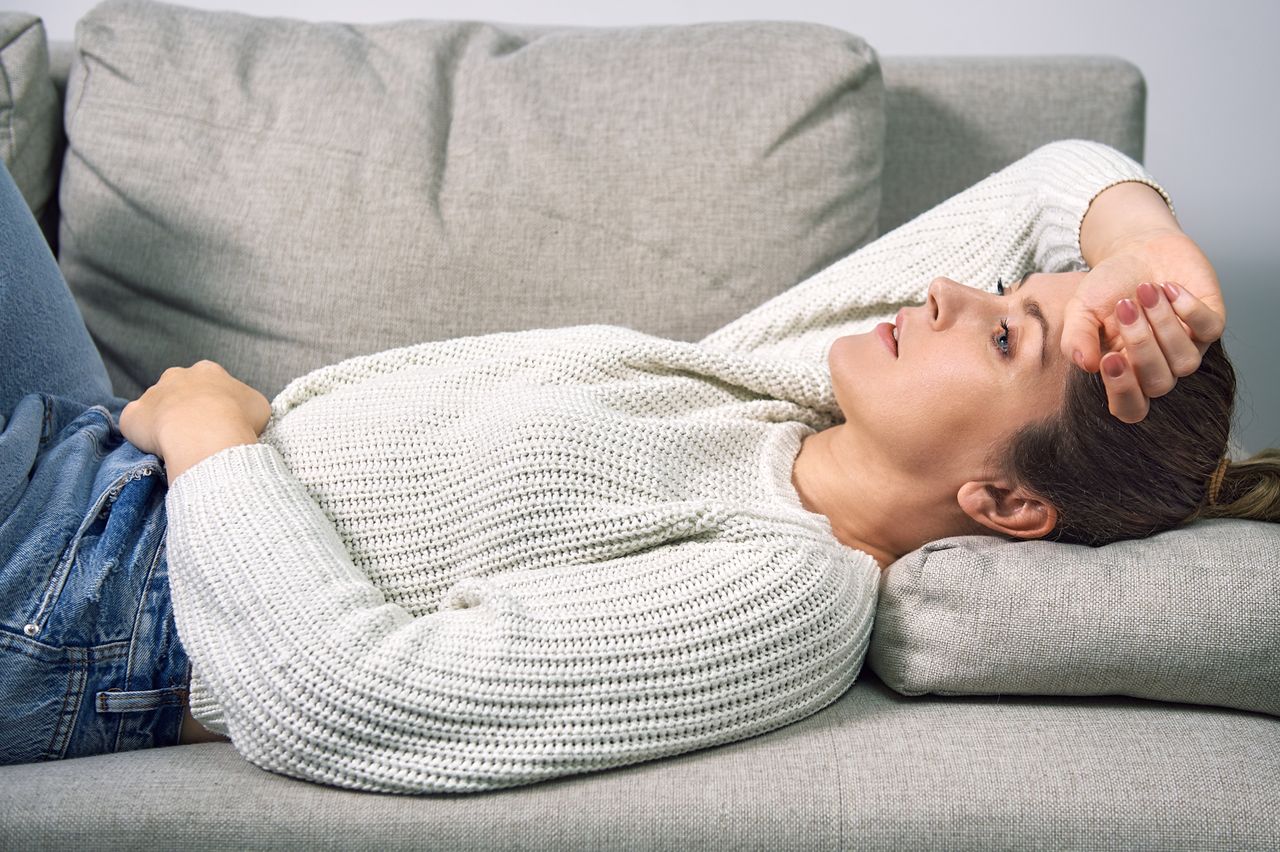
top-left (2, 141), bottom-right (1276, 792)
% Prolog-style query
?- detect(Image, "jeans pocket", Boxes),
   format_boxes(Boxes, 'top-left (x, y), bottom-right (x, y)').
top-left (0, 630), bottom-right (87, 764)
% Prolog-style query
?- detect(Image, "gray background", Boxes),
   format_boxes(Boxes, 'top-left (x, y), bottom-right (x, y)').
top-left (13, 0), bottom-right (1279, 455)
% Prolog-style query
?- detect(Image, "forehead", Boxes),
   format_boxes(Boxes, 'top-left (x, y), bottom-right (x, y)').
top-left (1020, 270), bottom-right (1082, 302)
top-left (1017, 272), bottom-right (1077, 345)
top-left (1017, 273), bottom-right (1077, 380)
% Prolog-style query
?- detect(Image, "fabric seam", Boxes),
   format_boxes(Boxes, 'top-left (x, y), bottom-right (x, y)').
top-left (0, 46), bottom-right (13, 165)
top-left (112, 513), bottom-right (168, 751)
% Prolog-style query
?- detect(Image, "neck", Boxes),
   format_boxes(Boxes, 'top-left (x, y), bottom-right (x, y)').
top-left (789, 423), bottom-right (967, 570)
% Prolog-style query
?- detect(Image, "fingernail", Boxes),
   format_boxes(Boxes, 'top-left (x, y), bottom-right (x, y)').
top-left (1138, 282), bottom-right (1160, 309)
top-left (1162, 282), bottom-right (1181, 301)
top-left (1074, 350), bottom-right (1085, 370)
top-left (1117, 298), bottom-right (1139, 325)
top-left (1103, 355), bottom-right (1125, 378)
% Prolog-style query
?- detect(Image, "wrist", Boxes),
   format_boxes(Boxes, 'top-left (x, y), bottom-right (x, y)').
top-left (159, 419), bottom-right (261, 482)
top-left (1094, 225), bottom-right (1186, 263)
top-left (1080, 181), bottom-right (1181, 266)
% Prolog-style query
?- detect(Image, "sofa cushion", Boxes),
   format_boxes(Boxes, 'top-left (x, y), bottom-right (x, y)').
top-left (0, 12), bottom-right (59, 221)
top-left (870, 518), bottom-right (1280, 717)
top-left (877, 57), bottom-right (1147, 235)
top-left (58, 0), bottom-right (884, 400)
top-left (1, 671), bottom-right (1277, 848)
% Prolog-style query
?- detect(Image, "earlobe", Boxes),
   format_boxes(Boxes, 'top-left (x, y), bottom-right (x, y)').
top-left (956, 480), bottom-right (1058, 540)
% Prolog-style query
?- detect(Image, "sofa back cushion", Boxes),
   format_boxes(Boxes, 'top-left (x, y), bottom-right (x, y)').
top-left (0, 12), bottom-right (59, 223)
top-left (59, 0), bottom-right (884, 400)
top-left (876, 57), bottom-right (1147, 235)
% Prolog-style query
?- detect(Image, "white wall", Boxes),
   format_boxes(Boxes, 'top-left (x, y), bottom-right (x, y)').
top-left (14, 0), bottom-right (1280, 454)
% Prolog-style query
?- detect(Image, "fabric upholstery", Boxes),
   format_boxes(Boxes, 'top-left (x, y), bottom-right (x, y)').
top-left (0, 12), bottom-right (59, 221)
top-left (1, 670), bottom-right (1276, 849)
top-left (39, 43), bottom-right (1152, 251)
top-left (870, 518), bottom-right (1280, 717)
top-left (878, 57), bottom-right (1147, 235)
top-left (58, 0), bottom-right (884, 401)
top-left (1, 1), bottom-right (1275, 845)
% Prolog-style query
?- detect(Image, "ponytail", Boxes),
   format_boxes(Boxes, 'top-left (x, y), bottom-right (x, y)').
top-left (1197, 447), bottom-right (1280, 523)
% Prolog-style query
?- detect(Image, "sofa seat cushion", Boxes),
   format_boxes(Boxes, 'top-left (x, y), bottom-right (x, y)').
top-left (58, 0), bottom-right (884, 400)
top-left (0, 671), bottom-right (1275, 848)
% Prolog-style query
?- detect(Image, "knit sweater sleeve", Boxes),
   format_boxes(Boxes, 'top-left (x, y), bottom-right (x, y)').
top-left (697, 139), bottom-right (1175, 364)
top-left (165, 442), bottom-right (877, 794)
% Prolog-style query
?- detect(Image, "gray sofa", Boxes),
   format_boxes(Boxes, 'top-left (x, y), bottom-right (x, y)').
top-left (1, 2), bottom-right (1277, 848)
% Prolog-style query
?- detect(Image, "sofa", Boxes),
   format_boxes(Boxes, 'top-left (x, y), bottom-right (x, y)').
top-left (1, 1), bottom-right (1277, 848)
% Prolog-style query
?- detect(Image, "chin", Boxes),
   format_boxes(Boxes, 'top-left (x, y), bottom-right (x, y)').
top-left (829, 332), bottom-right (870, 368)
top-left (827, 333), bottom-right (877, 420)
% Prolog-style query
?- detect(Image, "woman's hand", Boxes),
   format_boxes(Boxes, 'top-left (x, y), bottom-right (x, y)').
top-left (1060, 229), bottom-right (1227, 424)
top-left (120, 360), bottom-right (271, 481)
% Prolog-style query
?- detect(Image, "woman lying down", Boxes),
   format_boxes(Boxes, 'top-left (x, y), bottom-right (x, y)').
top-left (2, 140), bottom-right (1277, 793)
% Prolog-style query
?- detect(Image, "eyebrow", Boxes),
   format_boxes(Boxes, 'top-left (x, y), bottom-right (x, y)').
top-left (1014, 273), bottom-right (1050, 369)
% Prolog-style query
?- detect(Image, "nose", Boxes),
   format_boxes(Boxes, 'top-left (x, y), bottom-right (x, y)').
top-left (925, 276), bottom-right (983, 329)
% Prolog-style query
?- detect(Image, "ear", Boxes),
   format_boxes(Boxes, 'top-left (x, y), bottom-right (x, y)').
top-left (956, 480), bottom-right (1058, 540)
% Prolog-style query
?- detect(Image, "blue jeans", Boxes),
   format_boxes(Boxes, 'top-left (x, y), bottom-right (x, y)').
top-left (0, 161), bottom-right (190, 764)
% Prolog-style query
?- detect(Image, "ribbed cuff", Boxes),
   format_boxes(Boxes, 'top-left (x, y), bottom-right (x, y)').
top-left (168, 441), bottom-right (290, 497)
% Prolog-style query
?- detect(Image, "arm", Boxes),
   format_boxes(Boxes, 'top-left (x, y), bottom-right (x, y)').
top-left (697, 139), bottom-right (1222, 422)
top-left (163, 443), bottom-right (877, 793)
top-left (1080, 179), bottom-right (1183, 266)
top-left (697, 139), bottom-right (1176, 365)
top-left (125, 359), bottom-right (881, 793)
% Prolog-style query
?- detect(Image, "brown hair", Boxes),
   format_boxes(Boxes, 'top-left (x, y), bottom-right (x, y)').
top-left (993, 338), bottom-right (1280, 546)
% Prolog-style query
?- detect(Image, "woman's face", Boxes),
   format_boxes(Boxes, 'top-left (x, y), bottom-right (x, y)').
top-left (828, 271), bottom-right (1083, 481)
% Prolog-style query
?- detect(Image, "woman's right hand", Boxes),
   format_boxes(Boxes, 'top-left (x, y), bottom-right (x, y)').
top-left (1061, 229), bottom-right (1227, 423)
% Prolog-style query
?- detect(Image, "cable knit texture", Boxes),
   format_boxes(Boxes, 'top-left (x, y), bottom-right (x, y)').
top-left (164, 140), bottom-right (1172, 794)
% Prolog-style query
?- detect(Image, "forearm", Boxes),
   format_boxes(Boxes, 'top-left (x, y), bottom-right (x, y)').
top-left (1080, 180), bottom-right (1181, 267)
top-left (166, 443), bottom-right (875, 793)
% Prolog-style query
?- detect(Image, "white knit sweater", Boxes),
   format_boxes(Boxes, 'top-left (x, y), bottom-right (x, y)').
top-left (165, 140), bottom-right (1172, 794)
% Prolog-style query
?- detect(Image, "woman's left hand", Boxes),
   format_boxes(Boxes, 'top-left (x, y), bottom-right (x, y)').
top-left (1059, 230), bottom-right (1227, 423)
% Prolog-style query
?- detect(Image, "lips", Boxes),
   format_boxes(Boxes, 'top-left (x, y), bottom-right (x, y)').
top-left (875, 322), bottom-right (897, 357)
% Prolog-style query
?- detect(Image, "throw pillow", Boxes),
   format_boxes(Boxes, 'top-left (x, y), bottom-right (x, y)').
top-left (869, 518), bottom-right (1280, 718)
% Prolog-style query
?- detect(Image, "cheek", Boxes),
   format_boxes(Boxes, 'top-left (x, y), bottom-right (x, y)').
top-left (827, 334), bottom-right (942, 424)
top-left (830, 331), bottom-right (1070, 468)
top-left (892, 383), bottom-right (984, 452)
top-left (842, 338), bottom-right (1000, 440)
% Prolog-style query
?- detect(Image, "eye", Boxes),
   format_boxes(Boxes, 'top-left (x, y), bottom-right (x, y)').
top-left (993, 319), bottom-right (1012, 358)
